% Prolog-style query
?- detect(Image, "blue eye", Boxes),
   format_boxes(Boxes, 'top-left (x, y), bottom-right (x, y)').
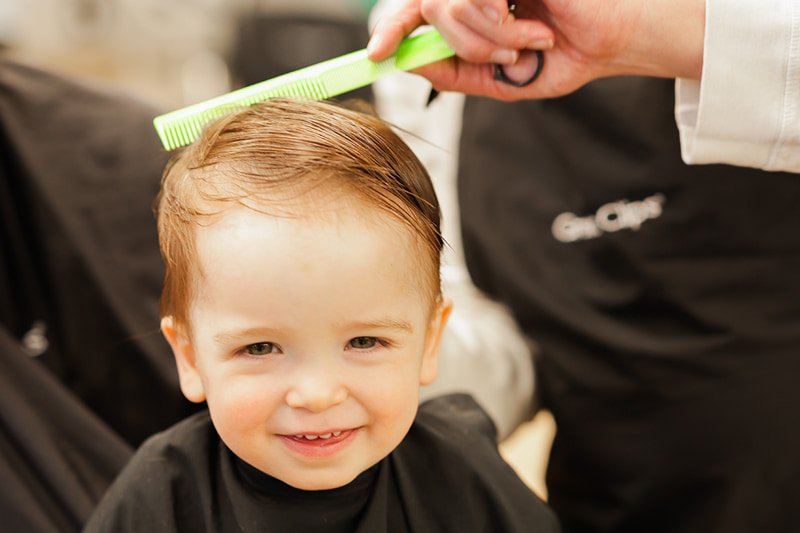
top-left (349, 337), bottom-right (379, 350)
top-left (245, 342), bottom-right (277, 356)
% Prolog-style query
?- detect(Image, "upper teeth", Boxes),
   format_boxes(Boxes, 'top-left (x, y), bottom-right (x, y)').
top-left (301, 431), bottom-right (342, 440)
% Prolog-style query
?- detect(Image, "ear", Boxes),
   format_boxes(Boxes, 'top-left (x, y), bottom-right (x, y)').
top-left (419, 297), bottom-right (453, 386)
top-left (161, 316), bottom-right (207, 403)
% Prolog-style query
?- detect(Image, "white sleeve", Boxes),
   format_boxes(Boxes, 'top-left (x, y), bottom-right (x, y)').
top-left (676, 0), bottom-right (800, 172)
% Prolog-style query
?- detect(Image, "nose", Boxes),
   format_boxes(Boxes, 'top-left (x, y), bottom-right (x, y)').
top-left (284, 362), bottom-right (348, 413)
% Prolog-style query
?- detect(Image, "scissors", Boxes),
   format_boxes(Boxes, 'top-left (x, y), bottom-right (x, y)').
top-left (493, 2), bottom-right (544, 86)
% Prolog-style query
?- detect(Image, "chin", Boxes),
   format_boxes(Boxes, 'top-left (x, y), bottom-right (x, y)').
top-left (285, 470), bottom-right (362, 492)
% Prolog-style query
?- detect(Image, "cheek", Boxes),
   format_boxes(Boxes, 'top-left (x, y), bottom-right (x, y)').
top-left (205, 377), bottom-right (278, 437)
top-left (361, 367), bottom-right (421, 436)
top-left (373, 401), bottom-right (419, 460)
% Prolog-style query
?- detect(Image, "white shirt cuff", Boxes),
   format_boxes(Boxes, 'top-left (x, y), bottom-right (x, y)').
top-left (676, 0), bottom-right (800, 172)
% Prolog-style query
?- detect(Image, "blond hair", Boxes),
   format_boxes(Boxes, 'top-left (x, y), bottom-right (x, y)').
top-left (157, 98), bottom-right (442, 328)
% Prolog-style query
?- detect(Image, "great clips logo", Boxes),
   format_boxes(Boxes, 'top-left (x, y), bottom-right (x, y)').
top-left (552, 193), bottom-right (666, 243)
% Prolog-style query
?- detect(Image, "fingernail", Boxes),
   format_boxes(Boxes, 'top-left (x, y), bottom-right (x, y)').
top-left (528, 38), bottom-right (554, 50)
top-left (482, 6), bottom-right (501, 25)
top-left (489, 49), bottom-right (518, 65)
top-left (367, 34), bottom-right (381, 56)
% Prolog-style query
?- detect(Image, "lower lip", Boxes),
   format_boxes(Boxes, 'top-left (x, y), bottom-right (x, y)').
top-left (279, 429), bottom-right (359, 458)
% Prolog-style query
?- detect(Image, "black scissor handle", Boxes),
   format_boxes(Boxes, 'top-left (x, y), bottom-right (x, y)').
top-left (493, 48), bottom-right (544, 86)
top-left (493, 2), bottom-right (544, 87)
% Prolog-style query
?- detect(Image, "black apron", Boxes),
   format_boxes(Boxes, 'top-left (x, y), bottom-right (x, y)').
top-left (459, 77), bottom-right (800, 532)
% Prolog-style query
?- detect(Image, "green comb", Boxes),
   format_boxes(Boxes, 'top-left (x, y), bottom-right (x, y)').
top-left (153, 28), bottom-right (454, 150)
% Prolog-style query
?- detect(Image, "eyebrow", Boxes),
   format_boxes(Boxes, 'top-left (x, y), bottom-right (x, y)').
top-left (212, 318), bottom-right (413, 345)
top-left (213, 327), bottom-right (280, 345)
top-left (340, 318), bottom-right (414, 333)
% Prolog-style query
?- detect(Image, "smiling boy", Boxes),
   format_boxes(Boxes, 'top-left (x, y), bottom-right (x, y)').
top-left (83, 99), bottom-right (559, 532)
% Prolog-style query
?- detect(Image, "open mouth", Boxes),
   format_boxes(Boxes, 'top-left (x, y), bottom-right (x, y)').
top-left (279, 428), bottom-right (358, 457)
top-left (295, 431), bottom-right (343, 441)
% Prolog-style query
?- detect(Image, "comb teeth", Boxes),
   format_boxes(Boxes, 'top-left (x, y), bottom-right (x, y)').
top-left (153, 29), bottom-right (455, 150)
top-left (155, 78), bottom-right (332, 150)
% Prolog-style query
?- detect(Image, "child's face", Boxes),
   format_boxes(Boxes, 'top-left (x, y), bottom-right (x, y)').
top-left (162, 198), bottom-right (450, 491)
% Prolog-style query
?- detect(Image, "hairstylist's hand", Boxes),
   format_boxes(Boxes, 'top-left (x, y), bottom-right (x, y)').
top-left (367, 0), bottom-right (705, 101)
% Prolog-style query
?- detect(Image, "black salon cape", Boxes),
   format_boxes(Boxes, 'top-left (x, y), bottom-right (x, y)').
top-left (0, 327), bottom-right (131, 533)
top-left (83, 394), bottom-right (560, 533)
top-left (458, 77), bottom-right (800, 532)
top-left (0, 57), bottom-right (199, 531)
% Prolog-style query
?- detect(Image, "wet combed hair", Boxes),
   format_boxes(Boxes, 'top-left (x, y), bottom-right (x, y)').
top-left (157, 98), bottom-right (443, 328)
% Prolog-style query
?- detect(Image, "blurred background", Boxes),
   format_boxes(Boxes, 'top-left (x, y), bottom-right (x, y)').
top-left (0, 0), bottom-right (376, 109)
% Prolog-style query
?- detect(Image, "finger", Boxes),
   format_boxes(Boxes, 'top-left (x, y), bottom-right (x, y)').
top-left (432, 17), bottom-right (520, 65)
top-left (367, 0), bottom-right (426, 61)
top-left (467, 0), bottom-right (514, 26)
top-left (436, 1), bottom-right (554, 54)
top-left (446, 20), bottom-right (554, 64)
top-left (415, 52), bottom-right (582, 101)
top-left (412, 58), bottom-right (525, 100)
top-left (434, 0), bottom-right (511, 32)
